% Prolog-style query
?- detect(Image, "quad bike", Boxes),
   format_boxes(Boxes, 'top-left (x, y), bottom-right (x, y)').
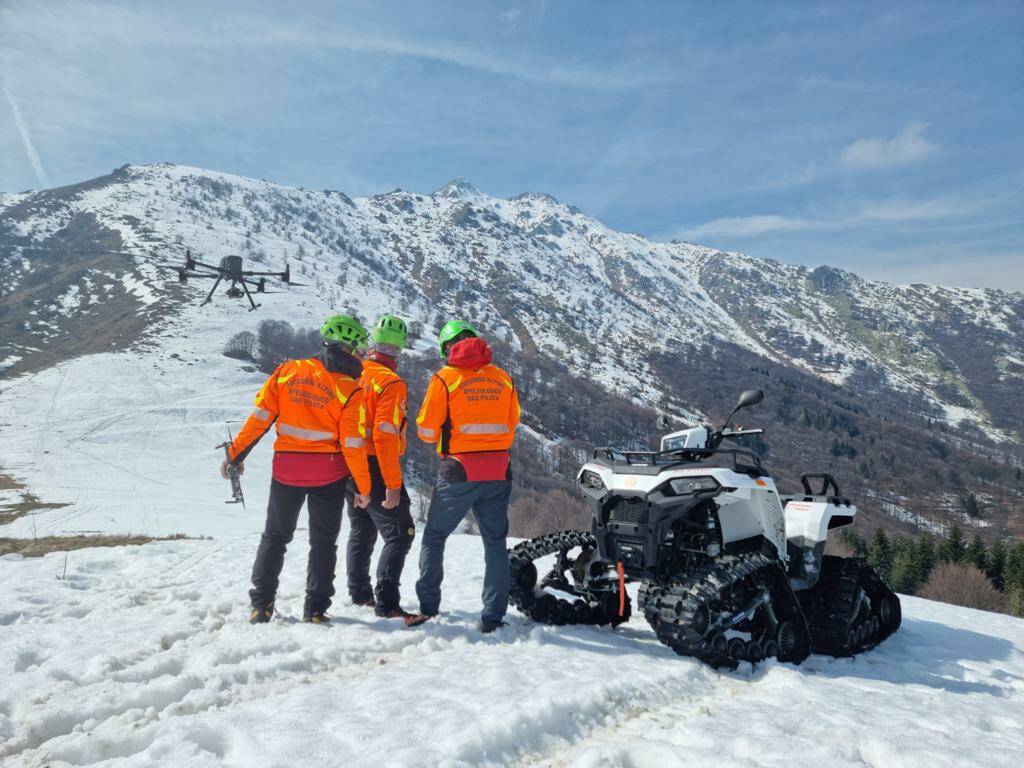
top-left (507, 389), bottom-right (901, 668)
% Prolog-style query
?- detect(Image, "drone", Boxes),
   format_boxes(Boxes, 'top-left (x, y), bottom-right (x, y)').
top-left (177, 249), bottom-right (305, 310)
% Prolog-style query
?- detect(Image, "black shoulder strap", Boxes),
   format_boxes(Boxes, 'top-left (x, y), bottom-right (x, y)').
top-left (435, 372), bottom-right (453, 456)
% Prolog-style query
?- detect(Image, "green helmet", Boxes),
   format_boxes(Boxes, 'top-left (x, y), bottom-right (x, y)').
top-left (438, 319), bottom-right (477, 358)
top-left (371, 314), bottom-right (408, 348)
top-left (321, 314), bottom-right (368, 350)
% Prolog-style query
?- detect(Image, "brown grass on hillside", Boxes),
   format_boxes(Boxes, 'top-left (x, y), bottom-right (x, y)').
top-left (0, 534), bottom-right (188, 558)
top-left (0, 472), bottom-right (69, 526)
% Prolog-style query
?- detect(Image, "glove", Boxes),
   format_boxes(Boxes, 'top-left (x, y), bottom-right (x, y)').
top-left (382, 487), bottom-right (401, 510)
top-left (220, 459), bottom-right (245, 479)
top-left (353, 492), bottom-right (371, 509)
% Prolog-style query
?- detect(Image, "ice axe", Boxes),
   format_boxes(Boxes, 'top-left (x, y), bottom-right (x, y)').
top-left (216, 425), bottom-right (246, 510)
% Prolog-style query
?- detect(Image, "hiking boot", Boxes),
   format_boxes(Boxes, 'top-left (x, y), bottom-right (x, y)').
top-left (352, 597), bottom-right (376, 608)
top-left (303, 611), bottom-right (331, 625)
top-left (250, 604), bottom-right (274, 624)
top-left (480, 619), bottom-right (508, 634)
top-left (380, 607), bottom-right (431, 627)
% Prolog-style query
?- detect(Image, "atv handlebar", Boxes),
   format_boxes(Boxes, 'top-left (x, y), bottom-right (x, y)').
top-left (707, 426), bottom-right (764, 450)
top-left (722, 428), bottom-right (764, 438)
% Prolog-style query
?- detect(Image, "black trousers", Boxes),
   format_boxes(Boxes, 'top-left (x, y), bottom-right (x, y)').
top-left (346, 457), bottom-right (415, 614)
top-left (249, 477), bottom-right (347, 615)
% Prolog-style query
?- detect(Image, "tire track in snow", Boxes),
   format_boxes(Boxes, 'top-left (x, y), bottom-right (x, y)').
top-left (509, 666), bottom-right (760, 767)
top-left (4, 614), bottom-right (489, 763)
top-left (0, 541), bottom-right (493, 763)
top-left (31, 363), bottom-right (69, 459)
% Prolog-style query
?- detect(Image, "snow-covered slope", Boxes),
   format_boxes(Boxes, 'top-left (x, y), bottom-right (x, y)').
top-left (1, 534), bottom-right (1022, 767)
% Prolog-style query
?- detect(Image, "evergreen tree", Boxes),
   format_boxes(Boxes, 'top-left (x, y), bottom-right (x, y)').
top-left (1005, 543), bottom-right (1024, 618)
top-left (867, 528), bottom-right (893, 583)
top-left (890, 535), bottom-right (914, 562)
top-left (964, 534), bottom-right (988, 572)
top-left (841, 528), bottom-right (867, 557)
top-left (914, 536), bottom-right (936, 585)
top-left (964, 493), bottom-right (981, 519)
top-left (1005, 543), bottom-right (1024, 592)
top-left (938, 525), bottom-right (966, 564)
top-left (987, 539), bottom-right (1007, 590)
top-left (889, 544), bottom-right (919, 594)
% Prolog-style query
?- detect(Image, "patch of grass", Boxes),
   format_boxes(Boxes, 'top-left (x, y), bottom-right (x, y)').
top-left (0, 533), bottom-right (189, 558)
top-left (0, 472), bottom-right (70, 526)
top-left (0, 474), bottom-right (22, 491)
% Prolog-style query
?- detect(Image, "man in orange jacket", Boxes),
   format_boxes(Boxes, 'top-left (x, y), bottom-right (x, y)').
top-left (414, 320), bottom-right (520, 632)
top-left (345, 315), bottom-right (426, 626)
top-left (222, 314), bottom-right (372, 624)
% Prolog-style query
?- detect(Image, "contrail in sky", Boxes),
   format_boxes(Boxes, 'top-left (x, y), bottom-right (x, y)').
top-left (3, 81), bottom-right (51, 188)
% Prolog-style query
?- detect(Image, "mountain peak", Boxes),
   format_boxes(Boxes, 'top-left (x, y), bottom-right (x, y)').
top-left (510, 191), bottom-right (559, 205)
top-left (434, 177), bottom-right (481, 199)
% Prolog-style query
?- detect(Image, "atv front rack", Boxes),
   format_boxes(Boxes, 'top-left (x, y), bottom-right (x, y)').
top-left (592, 446), bottom-right (765, 475)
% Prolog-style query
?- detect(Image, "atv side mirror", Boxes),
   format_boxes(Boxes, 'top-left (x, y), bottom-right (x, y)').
top-left (722, 389), bottom-right (764, 429)
top-left (736, 389), bottom-right (764, 410)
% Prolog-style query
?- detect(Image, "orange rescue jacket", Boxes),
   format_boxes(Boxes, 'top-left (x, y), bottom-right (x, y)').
top-left (360, 358), bottom-right (408, 489)
top-left (228, 357), bottom-right (371, 495)
top-left (416, 339), bottom-right (520, 455)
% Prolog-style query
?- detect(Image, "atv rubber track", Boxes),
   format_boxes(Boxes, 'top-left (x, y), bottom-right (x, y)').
top-left (508, 530), bottom-right (631, 627)
top-left (798, 555), bottom-right (902, 656)
top-left (638, 553), bottom-right (811, 669)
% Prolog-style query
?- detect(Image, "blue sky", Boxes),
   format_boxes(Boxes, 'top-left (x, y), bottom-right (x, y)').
top-left (1, 1), bottom-right (1022, 289)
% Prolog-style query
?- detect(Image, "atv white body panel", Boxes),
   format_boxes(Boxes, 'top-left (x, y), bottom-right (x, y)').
top-left (782, 499), bottom-right (856, 547)
top-left (578, 463), bottom-right (790, 561)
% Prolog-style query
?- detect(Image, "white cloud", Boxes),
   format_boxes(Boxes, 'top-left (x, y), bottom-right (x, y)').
top-left (681, 214), bottom-right (816, 240)
top-left (857, 198), bottom-right (963, 222)
top-left (678, 196), bottom-right (966, 241)
top-left (839, 123), bottom-right (937, 169)
top-left (2, 81), bottom-right (50, 188)
top-left (843, 249), bottom-right (1024, 293)
top-left (1, 4), bottom-right (655, 92)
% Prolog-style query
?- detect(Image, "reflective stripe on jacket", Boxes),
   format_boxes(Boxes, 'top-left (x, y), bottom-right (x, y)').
top-left (228, 357), bottom-right (372, 495)
top-left (360, 359), bottom-right (408, 490)
top-left (416, 361), bottom-right (520, 455)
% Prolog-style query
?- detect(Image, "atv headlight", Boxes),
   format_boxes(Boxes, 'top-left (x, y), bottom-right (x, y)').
top-left (580, 470), bottom-right (606, 490)
top-left (668, 476), bottom-right (720, 496)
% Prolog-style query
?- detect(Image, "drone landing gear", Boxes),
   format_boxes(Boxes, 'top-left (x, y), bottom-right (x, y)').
top-left (239, 278), bottom-right (261, 311)
top-left (201, 275), bottom-right (223, 306)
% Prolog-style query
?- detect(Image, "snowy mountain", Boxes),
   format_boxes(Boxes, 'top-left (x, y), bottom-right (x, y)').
top-left (3, 164), bottom-right (1023, 428)
top-left (1, 163), bottom-right (1023, 539)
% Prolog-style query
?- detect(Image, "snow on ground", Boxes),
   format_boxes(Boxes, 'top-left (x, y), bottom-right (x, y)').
top-left (0, 274), bottom-right (436, 539)
top-left (0, 348), bottom-right (268, 538)
top-left (1, 533), bottom-right (1022, 768)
